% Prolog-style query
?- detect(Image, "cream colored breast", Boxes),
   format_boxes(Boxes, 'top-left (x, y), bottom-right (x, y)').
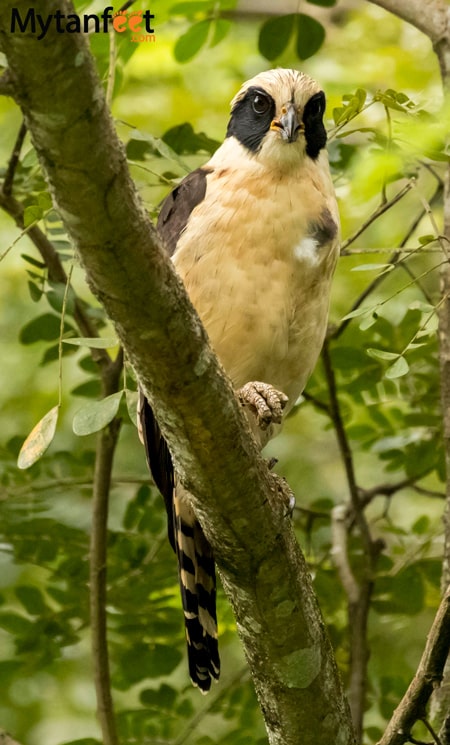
top-left (173, 151), bottom-right (339, 405)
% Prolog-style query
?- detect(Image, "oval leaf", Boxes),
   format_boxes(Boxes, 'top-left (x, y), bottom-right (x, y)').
top-left (367, 348), bottom-right (400, 361)
top-left (73, 391), bottom-right (123, 436)
top-left (258, 15), bottom-right (295, 61)
top-left (23, 204), bottom-right (43, 227)
top-left (18, 405), bottom-right (59, 469)
top-left (174, 20), bottom-right (210, 63)
top-left (210, 18), bottom-right (231, 48)
top-left (385, 356), bottom-right (409, 379)
top-left (20, 313), bottom-right (61, 344)
top-left (306, 0), bottom-right (336, 5)
top-left (296, 14), bottom-right (325, 60)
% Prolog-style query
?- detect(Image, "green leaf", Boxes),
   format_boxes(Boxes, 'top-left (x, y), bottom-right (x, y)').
top-left (128, 129), bottom-right (190, 171)
top-left (21, 253), bottom-right (46, 269)
top-left (71, 380), bottom-right (102, 398)
top-left (295, 14), bottom-right (325, 60)
top-left (359, 312), bottom-right (378, 331)
top-left (28, 280), bottom-right (43, 302)
top-left (0, 612), bottom-right (33, 635)
top-left (418, 234), bottom-right (436, 245)
top-left (412, 516), bottom-right (430, 535)
top-left (20, 313), bottom-right (61, 344)
top-left (15, 585), bottom-right (47, 615)
top-left (351, 263), bottom-right (393, 272)
top-left (63, 336), bottom-right (118, 349)
top-left (140, 683), bottom-right (177, 709)
top-left (367, 348), bottom-right (400, 361)
top-left (162, 122), bottom-right (220, 156)
top-left (23, 204), bottom-right (42, 227)
top-left (126, 389), bottom-right (139, 426)
top-left (306, 0), bottom-right (336, 5)
top-left (385, 356), bottom-right (409, 379)
top-left (341, 305), bottom-right (377, 321)
top-left (73, 391), bottom-right (123, 436)
top-left (210, 18), bottom-right (231, 48)
top-left (17, 405), bottom-right (59, 469)
top-left (37, 191), bottom-right (53, 210)
top-left (117, 642), bottom-right (182, 686)
top-left (258, 15), bottom-right (295, 61)
top-left (174, 20), bottom-right (210, 62)
top-left (46, 283), bottom-right (76, 315)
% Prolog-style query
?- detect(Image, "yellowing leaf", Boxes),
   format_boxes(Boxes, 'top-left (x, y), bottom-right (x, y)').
top-left (17, 405), bottom-right (59, 469)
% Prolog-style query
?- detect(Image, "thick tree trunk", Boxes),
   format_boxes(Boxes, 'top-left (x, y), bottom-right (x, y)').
top-left (0, 2), bottom-right (355, 743)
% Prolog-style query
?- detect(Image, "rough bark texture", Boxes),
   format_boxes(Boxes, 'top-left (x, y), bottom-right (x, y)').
top-left (0, 2), bottom-right (355, 743)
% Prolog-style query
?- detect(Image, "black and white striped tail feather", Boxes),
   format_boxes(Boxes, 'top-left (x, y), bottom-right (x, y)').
top-left (174, 493), bottom-right (220, 692)
top-left (138, 390), bottom-right (220, 692)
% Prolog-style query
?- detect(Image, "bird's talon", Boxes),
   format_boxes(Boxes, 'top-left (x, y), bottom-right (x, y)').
top-left (238, 381), bottom-right (288, 429)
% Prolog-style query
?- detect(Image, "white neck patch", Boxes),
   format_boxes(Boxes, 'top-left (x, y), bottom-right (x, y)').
top-left (293, 236), bottom-right (320, 265)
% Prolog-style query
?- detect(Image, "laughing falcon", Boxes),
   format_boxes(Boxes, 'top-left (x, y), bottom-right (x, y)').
top-left (139, 68), bottom-right (340, 692)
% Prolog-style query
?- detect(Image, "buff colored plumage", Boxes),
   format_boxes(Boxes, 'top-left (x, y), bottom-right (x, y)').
top-left (138, 68), bottom-right (340, 691)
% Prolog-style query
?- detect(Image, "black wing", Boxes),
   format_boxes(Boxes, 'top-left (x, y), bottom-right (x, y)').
top-left (140, 167), bottom-right (211, 549)
top-left (139, 391), bottom-right (176, 548)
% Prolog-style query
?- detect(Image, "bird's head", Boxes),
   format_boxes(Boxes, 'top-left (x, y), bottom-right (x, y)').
top-left (226, 69), bottom-right (327, 169)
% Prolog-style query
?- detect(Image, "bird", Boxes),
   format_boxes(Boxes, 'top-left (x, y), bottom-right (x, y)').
top-left (138, 68), bottom-right (340, 692)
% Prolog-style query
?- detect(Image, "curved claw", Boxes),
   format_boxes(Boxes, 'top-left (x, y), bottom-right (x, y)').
top-left (238, 381), bottom-right (289, 430)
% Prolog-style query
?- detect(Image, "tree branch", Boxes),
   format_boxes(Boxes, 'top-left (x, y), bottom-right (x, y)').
top-left (366, 0), bottom-right (449, 46)
top-left (3, 119), bottom-right (26, 197)
top-left (90, 352), bottom-right (123, 745)
top-left (322, 340), bottom-right (382, 743)
top-left (377, 585), bottom-right (450, 745)
top-left (0, 3), bottom-right (355, 743)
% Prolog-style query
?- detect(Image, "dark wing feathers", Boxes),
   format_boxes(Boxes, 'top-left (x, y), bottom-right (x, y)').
top-left (138, 392), bottom-right (175, 549)
top-left (141, 165), bottom-right (220, 692)
top-left (157, 167), bottom-right (211, 255)
top-left (141, 165), bottom-right (212, 548)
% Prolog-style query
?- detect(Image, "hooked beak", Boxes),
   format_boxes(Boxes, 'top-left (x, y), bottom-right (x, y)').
top-left (270, 102), bottom-right (302, 143)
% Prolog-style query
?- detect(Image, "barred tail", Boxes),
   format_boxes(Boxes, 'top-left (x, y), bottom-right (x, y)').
top-left (174, 491), bottom-right (220, 692)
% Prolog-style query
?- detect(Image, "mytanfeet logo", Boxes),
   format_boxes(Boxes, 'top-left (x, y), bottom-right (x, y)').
top-left (10, 6), bottom-right (156, 43)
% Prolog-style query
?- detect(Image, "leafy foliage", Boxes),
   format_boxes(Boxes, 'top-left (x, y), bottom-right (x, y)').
top-left (0, 2), bottom-right (447, 745)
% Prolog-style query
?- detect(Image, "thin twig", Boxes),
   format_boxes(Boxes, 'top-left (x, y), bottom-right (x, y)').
top-left (333, 181), bottom-right (444, 340)
top-left (422, 717), bottom-right (444, 745)
top-left (3, 120), bottom-right (27, 197)
top-left (358, 475), bottom-right (432, 507)
top-left (322, 340), bottom-right (377, 742)
top-left (331, 505), bottom-right (359, 605)
top-left (340, 180), bottom-right (415, 254)
top-left (90, 351), bottom-right (123, 745)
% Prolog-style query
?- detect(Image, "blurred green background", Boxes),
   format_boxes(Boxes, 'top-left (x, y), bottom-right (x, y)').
top-left (0, 1), bottom-right (447, 743)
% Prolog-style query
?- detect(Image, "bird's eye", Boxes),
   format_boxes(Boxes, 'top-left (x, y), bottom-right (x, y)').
top-left (252, 94), bottom-right (270, 115)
